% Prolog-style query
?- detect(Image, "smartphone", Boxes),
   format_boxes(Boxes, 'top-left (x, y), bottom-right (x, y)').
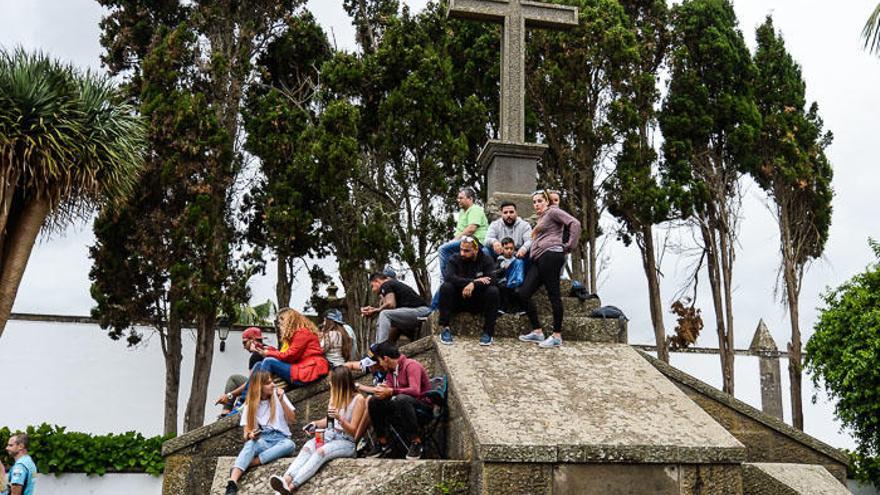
top-left (302, 423), bottom-right (316, 435)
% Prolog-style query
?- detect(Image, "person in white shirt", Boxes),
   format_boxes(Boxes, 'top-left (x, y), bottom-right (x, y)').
top-left (269, 367), bottom-right (366, 493)
top-left (224, 370), bottom-right (297, 495)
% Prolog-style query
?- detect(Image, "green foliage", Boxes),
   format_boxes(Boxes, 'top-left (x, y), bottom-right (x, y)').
top-left (0, 424), bottom-right (166, 476)
top-left (751, 16), bottom-right (833, 266)
top-left (806, 239), bottom-right (880, 488)
top-left (660, 0), bottom-right (760, 216)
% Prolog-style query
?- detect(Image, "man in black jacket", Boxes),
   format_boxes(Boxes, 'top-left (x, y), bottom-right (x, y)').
top-left (437, 236), bottom-right (500, 346)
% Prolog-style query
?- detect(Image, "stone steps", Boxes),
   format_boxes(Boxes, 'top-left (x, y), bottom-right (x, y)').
top-left (209, 457), bottom-right (469, 495)
top-left (429, 311), bottom-right (626, 343)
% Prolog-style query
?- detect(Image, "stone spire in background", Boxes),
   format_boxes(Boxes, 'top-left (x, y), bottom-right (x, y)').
top-left (750, 319), bottom-right (784, 421)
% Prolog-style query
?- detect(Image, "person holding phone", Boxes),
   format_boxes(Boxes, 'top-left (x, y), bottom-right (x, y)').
top-left (224, 370), bottom-right (296, 495)
top-left (269, 367), bottom-right (365, 493)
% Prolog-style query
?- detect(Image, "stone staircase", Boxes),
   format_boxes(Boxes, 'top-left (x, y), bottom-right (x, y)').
top-left (430, 289), bottom-right (627, 343)
top-left (209, 458), bottom-right (470, 494)
top-left (162, 292), bottom-right (851, 495)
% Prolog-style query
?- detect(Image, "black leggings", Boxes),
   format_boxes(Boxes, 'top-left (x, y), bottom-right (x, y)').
top-left (517, 251), bottom-right (565, 333)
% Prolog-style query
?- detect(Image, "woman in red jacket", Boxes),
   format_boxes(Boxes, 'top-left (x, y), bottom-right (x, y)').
top-left (256, 308), bottom-right (329, 387)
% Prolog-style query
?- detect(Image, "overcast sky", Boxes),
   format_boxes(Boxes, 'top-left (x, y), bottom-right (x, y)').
top-left (1, 0), bottom-right (877, 449)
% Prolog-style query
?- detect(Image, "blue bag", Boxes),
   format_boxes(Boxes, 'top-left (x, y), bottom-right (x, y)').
top-left (506, 259), bottom-right (525, 288)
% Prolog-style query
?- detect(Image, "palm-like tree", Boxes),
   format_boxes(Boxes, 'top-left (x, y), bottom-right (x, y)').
top-left (864, 3), bottom-right (880, 54)
top-left (0, 49), bottom-right (145, 339)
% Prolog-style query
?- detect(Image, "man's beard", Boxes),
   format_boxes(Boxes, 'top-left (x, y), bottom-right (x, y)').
top-left (503, 217), bottom-right (516, 226)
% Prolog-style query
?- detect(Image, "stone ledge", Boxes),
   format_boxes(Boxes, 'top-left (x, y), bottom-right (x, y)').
top-left (638, 351), bottom-right (850, 466)
top-left (162, 337), bottom-right (436, 457)
top-left (435, 338), bottom-right (744, 466)
top-left (210, 457), bottom-right (470, 495)
top-left (741, 463), bottom-right (850, 494)
top-left (430, 311), bottom-right (626, 343)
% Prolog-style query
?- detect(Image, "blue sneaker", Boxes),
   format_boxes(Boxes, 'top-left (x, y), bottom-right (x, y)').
top-left (518, 331), bottom-right (545, 344)
top-left (440, 328), bottom-right (454, 345)
top-left (538, 335), bottom-right (563, 348)
top-left (479, 333), bottom-right (494, 346)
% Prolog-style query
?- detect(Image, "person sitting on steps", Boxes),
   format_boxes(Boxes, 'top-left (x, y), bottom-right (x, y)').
top-left (438, 236), bottom-right (500, 346)
top-left (214, 326), bottom-right (265, 416)
top-left (225, 370), bottom-right (296, 495)
top-left (364, 342), bottom-right (433, 460)
top-left (319, 310), bottom-right (354, 368)
top-left (495, 237), bottom-right (526, 315)
top-left (518, 189), bottom-right (581, 348)
top-left (361, 272), bottom-right (430, 345)
top-left (269, 367), bottom-right (366, 494)
top-left (253, 308), bottom-right (329, 388)
top-left (483, 200), bottom-right (532, 259)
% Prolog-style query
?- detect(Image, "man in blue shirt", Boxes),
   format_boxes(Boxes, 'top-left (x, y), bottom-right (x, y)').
top-left (4, 433), bottom-right (36, 495)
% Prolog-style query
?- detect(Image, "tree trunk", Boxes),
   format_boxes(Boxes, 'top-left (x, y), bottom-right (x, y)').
top-left (700, 222), bottom-right (734, 395)
top-left (340, 265), bottom-right (372, 355)
top-left (413, 264), bottom-right (432, 303)
top-left (162, 310), bottom-right (183, 437)
top-left (183, 311), bottom-right (216, 432)
top-left (276, 254), bottom-right (292, 308)
top-left (640, 224), bottom-right (668, 362)
top-left (779, 208), bottom-right (804, 430)
top-left (718, 216), bottom-right (736, 396)
top-left (0, 196), bottom-right (50, 340)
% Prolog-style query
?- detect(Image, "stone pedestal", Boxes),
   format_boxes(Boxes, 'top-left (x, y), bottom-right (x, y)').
top-left (478, 140), bottom-right (547, 217)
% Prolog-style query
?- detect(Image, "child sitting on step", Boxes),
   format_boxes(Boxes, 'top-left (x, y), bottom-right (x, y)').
top-left (224, 370), bottom-right (297, 495)
top-left (494, 237), bottom-right (526, 314)
top-left (269, 366), bottom-right (366, 493)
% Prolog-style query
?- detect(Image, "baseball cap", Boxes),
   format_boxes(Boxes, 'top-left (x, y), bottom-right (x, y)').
top-left (241, 327), bottom-right (263, 341)
top-left (359, 356), bottom-right (378, 369)
top-left (324, 309), bottom-right (345, 325)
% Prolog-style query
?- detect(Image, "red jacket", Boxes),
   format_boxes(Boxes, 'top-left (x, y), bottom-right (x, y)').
top-left (265, 327), bottom-right (329, 384)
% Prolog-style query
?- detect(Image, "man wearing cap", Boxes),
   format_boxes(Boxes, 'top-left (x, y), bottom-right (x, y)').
top-left (361, 273), bottom-right (430, 344)
top-left (214, 327), bottom-right (266, 415)
top-left (437, 237), bottom-right (500, 346)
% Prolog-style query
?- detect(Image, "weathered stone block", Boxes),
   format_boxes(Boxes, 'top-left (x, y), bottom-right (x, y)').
top-left (741, 463), bottom-right (850, 495)
top-left (430, 312), bottom-right (626, 343)
top-left (480, 462), bottom-right (553, 495)
top-left (679, 464), bottom-right (743, 494)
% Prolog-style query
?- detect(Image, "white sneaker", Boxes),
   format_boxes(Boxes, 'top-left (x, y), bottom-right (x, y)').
top-left (538, 336), bottom-right (563, 348)
top-left (518, 332), bottom-right (545, 344)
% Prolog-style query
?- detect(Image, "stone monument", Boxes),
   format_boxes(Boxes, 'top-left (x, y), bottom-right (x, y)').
top-left (447, 0), bottom-right (578, 214)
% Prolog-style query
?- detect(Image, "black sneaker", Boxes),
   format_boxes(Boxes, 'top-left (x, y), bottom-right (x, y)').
top-left (269, 475), bottom-right (291, 495)
top-left (366, 442), bottom-right (392, 458)
top-left (224, 480), bottom-right (239, 495)
top-left (405, 442), bottom-right (423, 460)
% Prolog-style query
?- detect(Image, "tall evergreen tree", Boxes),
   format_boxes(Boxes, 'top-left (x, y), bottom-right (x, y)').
top-left (604, 0), bottom-right (672, 361)
top-left (241, 12), bottom-right (333, 308)
top-left (94, 0), bottom-right (303, 432)
top-left (659, 0), bottom-right (760, 394)
top-left (751, 16), bottom-right (833, 430)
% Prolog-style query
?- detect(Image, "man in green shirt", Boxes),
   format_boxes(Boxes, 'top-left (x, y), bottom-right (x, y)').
top-left (438, 187), bottom-right (488, 281)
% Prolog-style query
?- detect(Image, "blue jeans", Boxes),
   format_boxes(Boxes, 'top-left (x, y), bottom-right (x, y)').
top-left (284, 431), bottom-right (356, 488)
top-left (233, 429), bottom-right (295, 471)
top-left (438, 239), bottom-right (461, 281)
top-left (258, 358), bottom-right (291, 381)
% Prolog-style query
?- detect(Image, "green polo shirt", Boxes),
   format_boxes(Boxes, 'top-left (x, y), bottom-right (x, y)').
top-left (455, 204), bottom-right (488, 243)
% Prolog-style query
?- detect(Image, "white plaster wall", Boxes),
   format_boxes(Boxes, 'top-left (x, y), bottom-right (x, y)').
top-left (0, 319), bottom-right (269, 435)
top-left (33, 473), bottom-right (162, 495)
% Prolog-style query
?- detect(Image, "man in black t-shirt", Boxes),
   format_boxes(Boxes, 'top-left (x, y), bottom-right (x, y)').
top-left (361, 273), bottom-right (431, 344)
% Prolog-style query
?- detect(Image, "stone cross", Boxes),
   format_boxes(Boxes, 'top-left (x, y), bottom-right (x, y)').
top-left (448, 0), bottom-right (578, 143)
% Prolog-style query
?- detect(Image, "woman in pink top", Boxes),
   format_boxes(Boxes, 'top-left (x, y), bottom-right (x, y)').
top-left (517, 190), bottom-right (581, 348)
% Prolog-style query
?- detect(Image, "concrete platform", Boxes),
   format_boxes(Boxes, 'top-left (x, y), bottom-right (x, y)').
top-left (210, 457), bottom-right (469, 495)
top-left (742, 463), bottom-right (850, 494)
top-left (430, 312), bottom-right (626, 343)
top-left (435, 337), bottom-right (745, 464)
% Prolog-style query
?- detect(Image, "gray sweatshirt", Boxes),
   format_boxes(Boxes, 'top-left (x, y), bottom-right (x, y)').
top-left (484, 217), bottom-right (533, 251)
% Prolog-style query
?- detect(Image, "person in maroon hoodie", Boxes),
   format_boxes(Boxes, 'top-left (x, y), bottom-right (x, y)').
top-left (364, 342), bottom-right (432, 460)
top-left (517, 189), bottom-right (581, 348)
top-left (255, 308), bottom-right (329, 387)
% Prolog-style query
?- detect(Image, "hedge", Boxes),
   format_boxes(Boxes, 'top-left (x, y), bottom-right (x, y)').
top-left (0, 424), bottom-right (168, 476)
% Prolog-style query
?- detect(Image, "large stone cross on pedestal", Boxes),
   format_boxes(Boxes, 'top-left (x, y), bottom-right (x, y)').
top-left (448, 0), bottom-right (578, 213)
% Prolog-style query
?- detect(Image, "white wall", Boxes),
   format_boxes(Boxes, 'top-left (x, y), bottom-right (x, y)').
top-left (33, 473), bottom-right (162, 495)
top-left (0, 319), bottom-right (265, 435)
